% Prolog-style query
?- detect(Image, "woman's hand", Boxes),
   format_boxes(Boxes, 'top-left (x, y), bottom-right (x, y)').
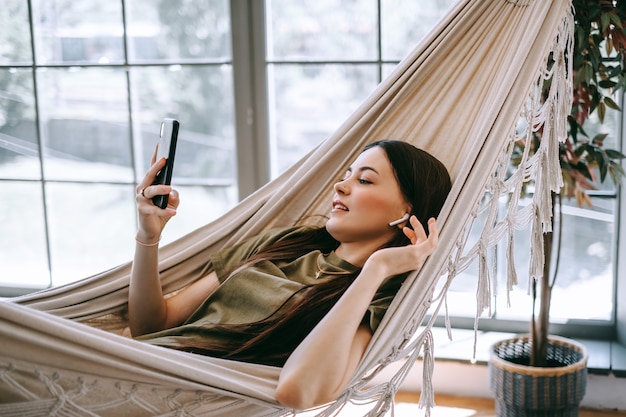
top-left (135, 149), bottom-right (179, 244)
top-left (365, 216), bottom-right (439, 281)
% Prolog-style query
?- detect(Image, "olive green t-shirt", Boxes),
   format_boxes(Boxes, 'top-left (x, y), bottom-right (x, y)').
top-left (137, 226), bottom-right (407, 366)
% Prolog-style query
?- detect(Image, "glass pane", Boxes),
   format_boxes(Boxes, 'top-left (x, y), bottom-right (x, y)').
top-left (162, 185), bottom-right (237, 244)
top-left (550, 197), bottom-right (615, 321)
top-left (0, 0), bottom-right (33, 64)
top-left (130, 65), bottom-right (236, 183)
top-left (126, 0), bottom-right (231, 62)
top-left (269, 64), bottom-right (378, 175)
top-left (267, 0), bottom-right (377, 61)
top-left (0, 181), bottom-right (50, 289)
top-left (37, 67), bottom-right (132, 181)
top-left (0, 68), bottom-right (40, 180)
top-left (46, 183), bottom-right (136, 286)
top-left (496, 196), bottom-right (615, 322)
top-left (440, 192), bottom-right (616, 324)
top-left (381, 0), bottom-right (456, 61)
top-left (31, 0), bottom-right (125, 65)
top-left (382, 63), bottom-right (400, 80)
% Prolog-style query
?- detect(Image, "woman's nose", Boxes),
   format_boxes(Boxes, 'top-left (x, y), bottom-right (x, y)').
top-left (334, 179), bottom-right (348, 194)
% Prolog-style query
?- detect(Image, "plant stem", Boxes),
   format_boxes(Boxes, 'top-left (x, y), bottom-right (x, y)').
top-left (531, 192), bottom-right (557, 367)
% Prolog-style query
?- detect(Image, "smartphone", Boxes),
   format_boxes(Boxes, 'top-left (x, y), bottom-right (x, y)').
top-left (152, 118), bottom-right (179, 209)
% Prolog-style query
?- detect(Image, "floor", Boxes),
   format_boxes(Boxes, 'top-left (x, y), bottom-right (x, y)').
top-left (299, 393), bottom-right (626, 416)
top-left (395, 393), bottom-right (626, 417)
top-left (396, 393), bottom-right (626, 416)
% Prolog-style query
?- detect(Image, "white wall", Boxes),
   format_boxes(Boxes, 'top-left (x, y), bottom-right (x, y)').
top-left (373, 359), bottom-right (626, 412)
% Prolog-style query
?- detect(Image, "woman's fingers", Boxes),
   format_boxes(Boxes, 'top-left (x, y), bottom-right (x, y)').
top-left (136, 157), bottom-right (168, 198)
top-left (426, 218), bottom-right (439, 247)
top-left (135, 156), bottom-right (178, 220)
top-left (137, 184), bottom-right (172, 202)
top-left (403, 215), bottom-right (432, 245)
top-left (167, 189), bottom-right (180, 210)
top-left (407, 217), bottom-right (439, 259)
top-left (133, 151), bottom-right (178, 242)
top-left (368, 218), bottom-right (440, 278)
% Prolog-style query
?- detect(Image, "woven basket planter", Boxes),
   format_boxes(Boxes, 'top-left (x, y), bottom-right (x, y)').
top-left (489, 335), bottom-right (588, 417)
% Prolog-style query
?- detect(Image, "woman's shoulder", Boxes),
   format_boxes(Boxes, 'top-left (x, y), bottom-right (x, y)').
top-left (210, 224), bottom-right (324, 283)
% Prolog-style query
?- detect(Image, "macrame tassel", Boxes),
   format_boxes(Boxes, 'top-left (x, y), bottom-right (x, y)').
top-left (534, 153), bottom-right (554, 234)
top-left (444, 293), bottom-right (453, 341)
top-left (418, 330), bottom-right (436, 416)
top-left (475, 242), bottom-right (491, 316)
top-left (542, 108), bottom-right (565, 196)
top-left (554, 9), bottom-right (574, 149)
top-left (506, 225), bottom-right (518, 307)
top-left (538, 3), bottom-right (571, 223)
top-left (365, 388), bottom-right (395, 417)
top-left (529, 206), bottom-right (545, 285)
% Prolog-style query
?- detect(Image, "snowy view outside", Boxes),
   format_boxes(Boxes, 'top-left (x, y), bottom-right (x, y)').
top-left (0, 0), bottom-right (616, 324)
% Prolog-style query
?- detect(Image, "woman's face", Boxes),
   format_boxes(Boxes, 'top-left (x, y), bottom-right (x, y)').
top-left (326, 146), bottom-right (411, 246)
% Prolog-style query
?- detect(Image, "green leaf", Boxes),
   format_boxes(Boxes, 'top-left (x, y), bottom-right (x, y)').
top-left (575, 26), bottom-right (587, 51)
top-left (575, 161), bottom-right (594, 181)
top-left (597, 100), bottom-right (606, 122)
top-left (601, 12), bottom-right (611, 32)
top-left (574, 143), bottom-right (587, 157)
top-left (586, 143), bottom-right (602, 160)
top-left (599, 156), bottom-right (609, 182)
top-left (589, 44), bottom-right (603, 70)
top-left (592, 132), bottom-right (609, 144)
top-left (603, 95), bottom-right (622, 111)
top-left (606, 149), bottom-right (626, 159)
top-left (574, 61), bottom-right (594, 86)
top-left (609, 162), bottom-right (626, 185)
top-left (609, 12), bottom-right (623, 29)
top-left (608, 65), bottom-right (623, 78)
top-left (599, 79), bottom-right (618, 88)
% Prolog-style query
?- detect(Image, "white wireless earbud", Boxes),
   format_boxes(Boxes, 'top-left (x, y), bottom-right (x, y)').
top-left (389, 213), bottom-right (410, 227)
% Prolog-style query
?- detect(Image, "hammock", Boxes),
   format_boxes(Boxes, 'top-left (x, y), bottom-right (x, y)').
top-left (0, 0), bottom-right (573, 415)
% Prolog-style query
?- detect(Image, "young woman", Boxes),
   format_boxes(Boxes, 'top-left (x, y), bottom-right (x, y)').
top-left (129, 139), bottom-right (451, 409)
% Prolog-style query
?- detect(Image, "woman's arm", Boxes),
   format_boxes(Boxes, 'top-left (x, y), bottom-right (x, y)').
top-left (129, 154), bottom-right (218, 336)
top-left (129, 242), bottom-right (221, 336)
top-left (275, 216), bottom-right (439, 409)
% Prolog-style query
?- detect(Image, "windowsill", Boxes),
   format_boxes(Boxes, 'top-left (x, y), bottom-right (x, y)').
top-left (429, 327), bottom-right (626, 377)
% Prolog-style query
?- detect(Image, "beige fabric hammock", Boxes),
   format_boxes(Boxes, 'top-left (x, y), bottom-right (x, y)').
top-left (0, 0), bottom-right (573, 415)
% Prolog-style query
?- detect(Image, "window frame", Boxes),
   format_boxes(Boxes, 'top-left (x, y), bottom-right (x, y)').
top-left (1, 0), bottom-right (623, 347)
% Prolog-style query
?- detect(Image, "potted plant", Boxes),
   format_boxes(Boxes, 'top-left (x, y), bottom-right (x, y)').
top-left (489, 2), bottom-right (626, 416)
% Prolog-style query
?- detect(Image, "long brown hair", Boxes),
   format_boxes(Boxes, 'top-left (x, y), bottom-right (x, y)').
top-left (178, 140), bottom-right (451, 365)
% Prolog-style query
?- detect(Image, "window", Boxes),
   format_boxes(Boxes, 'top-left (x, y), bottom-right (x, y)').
top-left (1, 0), bottom-right (236, 291)
top-left (1, 0), bottom-right (621, 343)
top-left (265, 0), bottom-right (457, 176)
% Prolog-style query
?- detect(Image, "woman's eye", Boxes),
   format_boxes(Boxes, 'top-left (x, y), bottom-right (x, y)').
top-left (359, 179), bottom-right (373, 184)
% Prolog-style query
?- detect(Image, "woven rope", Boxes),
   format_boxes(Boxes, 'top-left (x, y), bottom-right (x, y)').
top-left (490, 335), bottom-right (588, 377)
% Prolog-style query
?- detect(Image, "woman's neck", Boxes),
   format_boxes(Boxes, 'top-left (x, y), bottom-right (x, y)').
top-left (335, 241), bottom-right (381, 267)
